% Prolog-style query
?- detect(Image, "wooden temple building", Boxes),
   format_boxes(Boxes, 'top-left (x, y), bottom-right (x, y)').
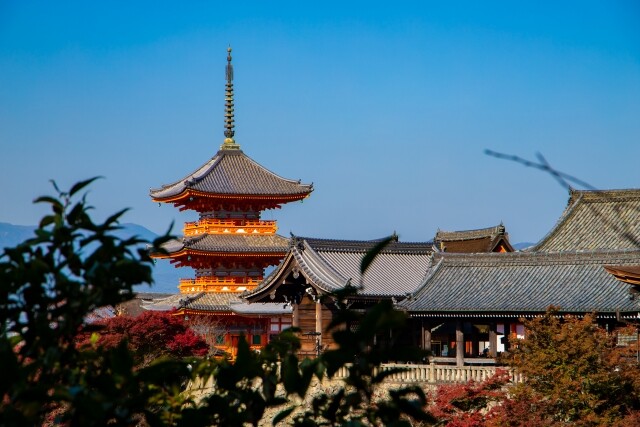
top-left (243, 236), bottom-right (434, 355)
top-left (145, 48), bottom-right (311, 357)
top-left (244, 189), bottom-right (640, 365)
top-left (242, 226), bottom-right (516, 356)
top-left (400, 189), bottom-right (640, 365)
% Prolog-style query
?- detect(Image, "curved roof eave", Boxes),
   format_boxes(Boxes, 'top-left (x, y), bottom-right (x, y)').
top-left (150, 149), bottom-right (313, 200)
top-left (293, 241), bottom-right (350, 294)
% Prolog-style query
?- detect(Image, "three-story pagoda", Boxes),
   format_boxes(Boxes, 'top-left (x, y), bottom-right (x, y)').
top-left (150, 48), bottom-right (313, 294)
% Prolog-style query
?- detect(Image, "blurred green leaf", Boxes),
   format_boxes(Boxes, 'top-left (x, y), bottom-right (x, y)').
top-left (360, 235), bottom-right (394, 275)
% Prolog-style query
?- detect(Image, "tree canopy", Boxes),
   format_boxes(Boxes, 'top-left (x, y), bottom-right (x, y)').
top-left (495, 309), bottom-right (640, 426)
top-left (0, 179), bottom-right (434, 426)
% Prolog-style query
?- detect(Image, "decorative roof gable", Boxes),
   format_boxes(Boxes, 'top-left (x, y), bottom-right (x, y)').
top-left (434, 224), bottom-right (513, 253)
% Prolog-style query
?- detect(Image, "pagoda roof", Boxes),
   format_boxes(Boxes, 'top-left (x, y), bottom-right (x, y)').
top-left (604, 265), bottom-right (640, 286)
top-left (159, 233), bottom-right (290, 256)
top-left (400, 250), bottom-right (640, 317)
top-left (434, 224), bottom-right (514, 253)
top-left (244, 236), bottom-right (433, 301)
top-left (150, 148), bottom-right (313, 201)
top-left (531, 189), bottom-right (640, 252)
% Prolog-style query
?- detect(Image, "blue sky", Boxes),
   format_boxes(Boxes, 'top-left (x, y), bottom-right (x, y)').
top-left (1, 1), bottom-right (639, 245)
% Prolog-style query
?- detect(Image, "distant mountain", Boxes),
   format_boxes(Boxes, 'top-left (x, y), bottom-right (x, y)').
top-left (0, 221), bottom-right (182, 294)
top-left (513, 242), bottom-right (536, 250)
top-left (0, 222), bottom-right (37, 249)
top-left (115, 222), bottom-right (161, 242)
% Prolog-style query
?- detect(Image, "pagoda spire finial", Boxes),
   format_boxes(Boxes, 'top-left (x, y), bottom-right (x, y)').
top-left (221, 46), bottom-right (240, 150)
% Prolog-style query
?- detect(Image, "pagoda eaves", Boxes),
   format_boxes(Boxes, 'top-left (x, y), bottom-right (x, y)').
top-left (150, 148), bottom-right (313, 212)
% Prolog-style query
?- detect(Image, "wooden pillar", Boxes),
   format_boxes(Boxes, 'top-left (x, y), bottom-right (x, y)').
top-left (489, 324), bottom-right (497, 358)
top-left (315, 301), bottom-right (322, 347)
top-left (503, 322), bottom-right (510, 351)
top-left (412, 320), bottom-right (417, 347)
top-left (456, 321), bottom-right (464, 367)
top-left (424, 326), bottom-right (432, 353)
top-left (292, 303), bottom-right (299, 328)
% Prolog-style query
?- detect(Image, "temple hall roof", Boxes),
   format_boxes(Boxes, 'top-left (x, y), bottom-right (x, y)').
top-left (142, 292), bottom-right (239, 312)
top-left (142, 291), bottom-right (290, 315)
top-left (244, 236), bottom-right (433, 300)
top-left (228, 301), bottom-right (292, 316)
top-left (434, 224), bottom-right (514, 253)
top-left (532, 189), bottom-right (640, 252)
top-left (160, 233), bottom-right (290, 255)
top-left (150, 149), bottom-right (313, 201)
top-left (401, 250), bottom-right (640, 316)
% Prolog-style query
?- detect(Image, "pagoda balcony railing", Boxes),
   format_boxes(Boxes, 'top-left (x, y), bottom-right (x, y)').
top-left (183, 218), bottom-right (277, 236)
top-left (179, 276), bottom-right (261, 293)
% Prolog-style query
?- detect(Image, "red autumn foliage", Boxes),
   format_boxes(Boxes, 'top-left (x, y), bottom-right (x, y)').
top-left (77, 311), bottom-right (208, 366)
top-left (494, 312), bottom-right (640, 426)
top-left (429, 368), bottom-right (511, 426)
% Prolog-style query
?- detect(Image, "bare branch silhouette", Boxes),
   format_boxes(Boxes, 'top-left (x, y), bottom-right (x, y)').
top-left (484, 149), bottom-right (597, 191)
top-left (485, 149), bottom-right (639, 249)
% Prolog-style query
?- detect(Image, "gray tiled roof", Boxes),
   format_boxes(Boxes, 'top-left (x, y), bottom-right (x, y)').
top-left (229, 301), bottom-right (292, 315)
top-left (141, 293), bottom-right (204, 311)
top-left (187, 292), bottom-right (244, 311)
top-left (532, 189), bottom-right (640, 252)
top-left (161, 234), bottom-right (290, 254)
top-left (245, 237), bottom-right (433, 299)
top-left (142, 292), bottom-right (245, 312)
top-left (401, 250), bottom-right (640, 315)
top-left (150, 149), bottom-right (313, 199)
top-left (300, 236), bottom-right (434, 254)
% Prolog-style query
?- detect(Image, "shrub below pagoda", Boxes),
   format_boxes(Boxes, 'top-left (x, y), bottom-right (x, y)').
top-left (77, 311), bottom-right (209, 368)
